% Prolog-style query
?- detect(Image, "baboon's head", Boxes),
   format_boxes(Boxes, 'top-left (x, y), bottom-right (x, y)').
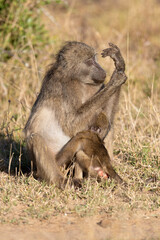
top-left (90, 112), bottom-right (110, 139)
top-left (56, 41), bottom-right (106, 85)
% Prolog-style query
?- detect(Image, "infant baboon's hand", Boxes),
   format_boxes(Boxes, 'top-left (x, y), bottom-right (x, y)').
top-left (101, 43), bottom-right (125, 72)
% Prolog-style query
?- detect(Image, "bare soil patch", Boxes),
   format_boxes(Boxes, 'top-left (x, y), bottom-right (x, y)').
top-left (0, 211), bottom-right (160, 240)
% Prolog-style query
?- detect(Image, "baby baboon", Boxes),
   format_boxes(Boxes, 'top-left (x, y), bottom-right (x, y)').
top-left (24, 41), bottom-right (127, 187)
top-left (69, 111), bottom-right (110, 180)
top-left (56, 112), bottom-right (123, 183)
top-left (69, 111), bottom-right (111, 180)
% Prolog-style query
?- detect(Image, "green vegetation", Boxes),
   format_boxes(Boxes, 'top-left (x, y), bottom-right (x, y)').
top-left (0, 0), bottom-right (54, 61)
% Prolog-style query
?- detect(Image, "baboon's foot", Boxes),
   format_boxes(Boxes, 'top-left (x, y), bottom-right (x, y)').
top-left (73, 178), bottom-right (83, 188)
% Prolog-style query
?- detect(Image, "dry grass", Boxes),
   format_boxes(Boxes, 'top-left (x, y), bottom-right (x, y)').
top-left (0, 0), bottom-right (159, 230)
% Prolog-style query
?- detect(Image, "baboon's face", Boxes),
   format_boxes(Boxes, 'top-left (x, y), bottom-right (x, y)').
top-left (60, 42), bottom-right (106, 85)
top-left (77, 55), bottom-right (106, 85)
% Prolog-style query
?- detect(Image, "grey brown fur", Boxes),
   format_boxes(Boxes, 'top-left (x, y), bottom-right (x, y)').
top-left (24, 41), bottom-right (127, 187)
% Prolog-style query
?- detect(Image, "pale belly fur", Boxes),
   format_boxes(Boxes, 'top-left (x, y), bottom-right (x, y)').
top-left (30, 107), bottom-right (70, 153)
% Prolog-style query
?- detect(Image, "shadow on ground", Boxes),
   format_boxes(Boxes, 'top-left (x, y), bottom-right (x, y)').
top-left (0, 135), bottom-right (31, 175)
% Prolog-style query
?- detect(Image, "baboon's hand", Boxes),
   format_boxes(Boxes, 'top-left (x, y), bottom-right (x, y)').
top-left (101, 43), bottom-right (125, 72)
top-left (101, 43), bottom-right (120, 58)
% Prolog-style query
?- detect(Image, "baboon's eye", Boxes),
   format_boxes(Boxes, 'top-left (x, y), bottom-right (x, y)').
top-left (85, 58), bottom-right (94, 66)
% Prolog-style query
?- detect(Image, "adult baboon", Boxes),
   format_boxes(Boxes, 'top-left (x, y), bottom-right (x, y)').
top-left (24, 41), bottom-right (127, 187)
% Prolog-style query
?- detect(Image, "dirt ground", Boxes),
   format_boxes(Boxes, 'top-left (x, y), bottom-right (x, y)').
top-left (0, 210), bottom-right (160, 240)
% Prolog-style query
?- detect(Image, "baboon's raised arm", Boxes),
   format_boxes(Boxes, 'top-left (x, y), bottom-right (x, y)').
top-left (65, 43), bottom-right (127, 136)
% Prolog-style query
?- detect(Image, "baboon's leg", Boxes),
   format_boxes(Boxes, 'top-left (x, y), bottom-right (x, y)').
top-left (104, 127), bottom-right (114, 160)
top-left (56, 137), bottom-right (89, 179)
top-left (74, 163), bottom-right (83, 179)
top-left (105, 160), bottom-right (123, 184)
top-left (56, 134), bottom-right (99, 177)
top-left (27, 134), bottom-right (81, 188)
top-left (27, 134), bottom-right (65, 186)
top-left (75, 150), bottom-right (100, 178)
top-left (76, 150), bottom-right (122, 183)
top-left (99, 149), bottom-right (123, 184)
top-left (76, 150), bottom-right (91, 173)
top-left (56, 137), bottom-right (81, 167)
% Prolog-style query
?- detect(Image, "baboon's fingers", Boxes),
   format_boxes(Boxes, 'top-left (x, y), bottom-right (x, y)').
top-left (101, 48), bottom-right (116, 58)
top-left (101, 43), bottom-right (119, 58)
